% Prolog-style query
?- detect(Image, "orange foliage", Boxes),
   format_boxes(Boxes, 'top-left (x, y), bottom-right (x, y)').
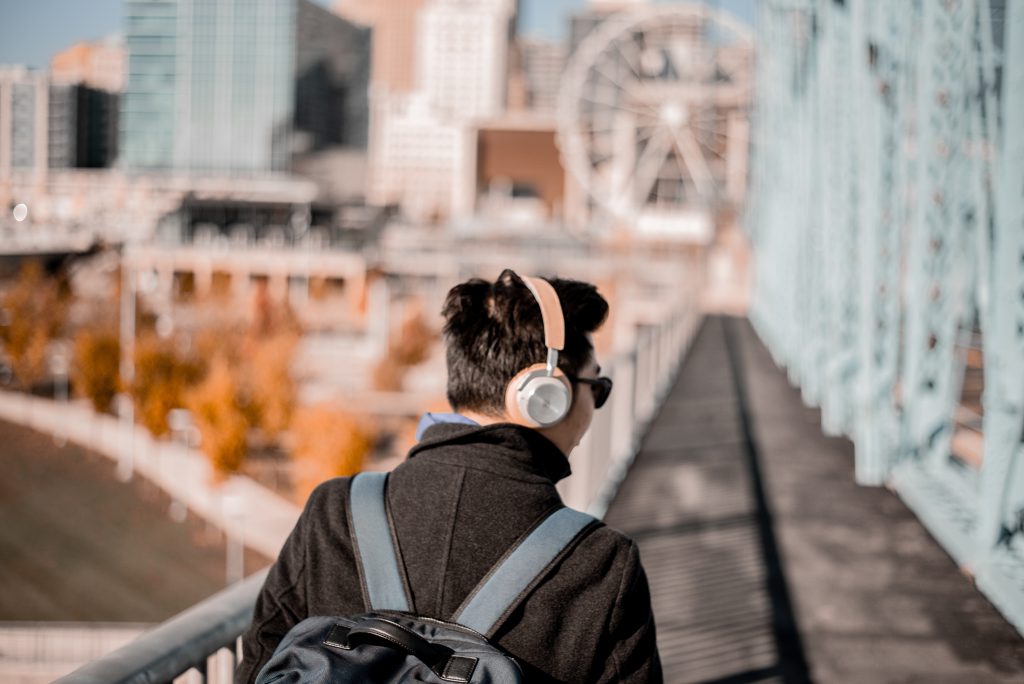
top-left (249, 280), bottom-right (300, 337)
top-left (370, 356), bottom-right (405, 392)
top-left (0, 261), bottom-right (70, 389)
top-left (72, 327), bottom-right (120, 412)
top-left (131, 334), bottom-right (204, 437)
top-left (186, 356), bottom-right (249, 479)
top-left (391, 308), bottom-right (434, 366)
top-left (194, 323), bottom-right (246, 373)
top-left (369, 303), bottom-right (437, 392)
top-left (290, 404), bottom-right (374, 502)
top-left (245, 331), bottom-right (299, 438)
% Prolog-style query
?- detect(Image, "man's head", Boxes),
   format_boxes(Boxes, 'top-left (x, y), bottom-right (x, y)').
top-left (441, 269), bottom-right (609, 453)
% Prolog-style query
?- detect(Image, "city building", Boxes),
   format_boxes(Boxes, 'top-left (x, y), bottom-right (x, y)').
top-left (332, 0), bottom-right (426, 95)
top-left (0, 68), bottom-right (48, 178)
top-left (475, 114), bottom-right (565, 223)
top-left (517, 38), bottom-right (566, 113)
top-left (51, 38), bottom-right (126, 93)
top-left (417, 0), bottom-right (516, 121)
top-left (362, 0), bottom-right (519, 221)
top-left (48, 85), bottom-right (119, 169)
top-left (120, 0), bottom-right (371, 175)
top-left (0, 67), bottom-right (118, 185)
top-left (368, 93), bottom-right (474, 221)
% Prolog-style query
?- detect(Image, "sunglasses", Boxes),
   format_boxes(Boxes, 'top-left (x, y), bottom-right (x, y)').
top-left (565, 373), bottom-right (613, 409)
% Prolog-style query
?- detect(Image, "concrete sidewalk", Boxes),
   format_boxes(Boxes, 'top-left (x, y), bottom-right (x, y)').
top-left (605, 317), bottom-right (1024, 683)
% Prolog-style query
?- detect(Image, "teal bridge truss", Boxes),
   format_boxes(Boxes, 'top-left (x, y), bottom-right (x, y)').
top-left (746, 0), bottom-right (1024, 634)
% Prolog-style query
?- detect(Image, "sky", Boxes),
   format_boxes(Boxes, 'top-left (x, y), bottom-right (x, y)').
top-left (0, 0), bottom-right (757, 70)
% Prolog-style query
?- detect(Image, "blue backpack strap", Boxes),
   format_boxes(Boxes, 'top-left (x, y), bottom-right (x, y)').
top-left (348, 472), bottom-right (412, 612)
top-left (453, 507), bottom-right (598, 637)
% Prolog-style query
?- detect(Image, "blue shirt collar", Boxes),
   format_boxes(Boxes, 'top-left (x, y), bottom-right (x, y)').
top-left (415, 412), bottom-right (480, 441)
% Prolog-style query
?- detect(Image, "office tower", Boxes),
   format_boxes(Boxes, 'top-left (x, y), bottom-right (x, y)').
top-left (368, 92), bottom-right (473, 220)
top-left (121, 0), bottom-right (371, 174)
top-left (46, 85), bottom-right (77, 169)
top-left (51, 38), bottom-right (126, 93)
top-left (519, 38), bottom-right (566, 112)
top-left (48, 40), bottom-right (122, 170)
top-left (417, 0), bottom-right (516, 121)
top-left (333, 0), bottom-right (426, 95)
top-left (51, 39), bottom-right (125, 169)
top-left (0, 67), bottom-right (120, 176)
top-left (0, 69), bottom-right (49, 178)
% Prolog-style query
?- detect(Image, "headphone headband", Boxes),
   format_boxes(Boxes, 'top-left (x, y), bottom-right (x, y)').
top-left (520, 275), bottom-right (565, 352)
top-left (504, 271), bottom-right (572, 428)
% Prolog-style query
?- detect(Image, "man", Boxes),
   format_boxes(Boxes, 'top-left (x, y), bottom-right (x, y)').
top-left (237, 270), bottom-right (662, 683)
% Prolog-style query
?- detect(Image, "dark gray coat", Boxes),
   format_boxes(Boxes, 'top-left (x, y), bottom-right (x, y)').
top-left (237, 422), bottom-right (662, 683)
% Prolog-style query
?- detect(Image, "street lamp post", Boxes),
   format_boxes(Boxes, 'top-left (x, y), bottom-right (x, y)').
top-left (118, 255), bottom-right (163, 482)
top-left (49, 341), bottom-right (69, 447)
top-left (118, 259), bottom-right (136, 481)
top-left (114, 392), bottom-right (134, 481)
top-left (167, 407), bottom-right (196, 523)
top-left (223, 492), bottom-right (245, 586)
top-left (292, 203), bottom-right (312, 310)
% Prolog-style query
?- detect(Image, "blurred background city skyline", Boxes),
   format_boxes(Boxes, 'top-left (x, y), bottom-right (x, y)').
top-left (1, 0), bottom-right (758, 68)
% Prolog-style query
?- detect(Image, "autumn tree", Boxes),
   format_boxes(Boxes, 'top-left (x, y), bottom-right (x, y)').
top-left (131, 333), bottom-right (204, 437)
top-left (289, 404), bottom-right (373, 502)
top-left (240, 283), bottom-right (300, 438)
top-left (186, 356), bottom-right (248, 479)
top-left (72, 327), bottom-right (120, 412)
top-left (246, 330), bottom-right (299, 438)
top-left (0, 261), bottom-right (71, 390)
top-left (391, 306), bottom-right (434, 367)
top-left (370, 356), bottom-right (405, 392)
top-left (370, 302), bottom-right (436, 392)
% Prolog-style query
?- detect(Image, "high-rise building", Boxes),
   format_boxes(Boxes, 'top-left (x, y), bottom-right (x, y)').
top-left (51, 38), bottom-right (126, 93)
top-left (0, 69), bottom-right (47, 174)
top-left (368, 92), bottom-right (474, 220)
top-left (0, 68), bottom-right (117, 179)
top-left (417, 0), bottom-right (516, 121)
top-left (359, 0), bottom-right (518, 220)
top-left (333, 0), bottom-right (426, 95)
top-left (47, 85), bottom-right (77, 169)
top-left (519, 38), bottom-right (566, 112)
top-left (120, 0), bottom-right (371, 174)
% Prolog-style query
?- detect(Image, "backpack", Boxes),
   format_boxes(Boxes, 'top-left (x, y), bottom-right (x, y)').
top-left (254, 471), bottom-right (597, 683)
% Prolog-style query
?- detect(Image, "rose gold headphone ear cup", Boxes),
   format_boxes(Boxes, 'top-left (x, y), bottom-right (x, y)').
top-left (506, 364), bottom-right (573, 427)
top-left (504, 375), bottom-right (526, 425)
top-left (505, 363), bottom-right (545, 426)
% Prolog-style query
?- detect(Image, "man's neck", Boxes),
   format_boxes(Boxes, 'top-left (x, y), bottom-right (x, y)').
top-left (457, 409), bottom-right (573, 457)
top-left (458, 410), bottom-right (507, 427)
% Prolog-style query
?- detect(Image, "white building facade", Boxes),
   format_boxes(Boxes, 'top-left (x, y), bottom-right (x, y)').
top-left (368, 93), bottom-right (474, 221)
top-left (366, 0), bottom-right (515, 222)
top-left (417, 0), bottom-right (514, 121)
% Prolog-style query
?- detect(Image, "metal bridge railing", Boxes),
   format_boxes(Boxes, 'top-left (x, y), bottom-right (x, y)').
top-left (747, 0), bottom-right (1024, 635)
top-left (53, 569), bottom-right (267, 684)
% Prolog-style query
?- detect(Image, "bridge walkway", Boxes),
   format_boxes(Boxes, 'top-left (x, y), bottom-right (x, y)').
top-left (604, 317), bottom-right (1024, 683)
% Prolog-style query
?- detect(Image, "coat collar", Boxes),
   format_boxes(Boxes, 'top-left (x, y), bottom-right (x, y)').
top-left (408, 422), bottom-right (572, 484)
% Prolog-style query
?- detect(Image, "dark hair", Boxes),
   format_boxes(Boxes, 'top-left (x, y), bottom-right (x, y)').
top-left (441, 269), bottom-right (609, 416)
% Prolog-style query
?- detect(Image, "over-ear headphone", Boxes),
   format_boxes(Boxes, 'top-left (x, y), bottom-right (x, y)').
top-left (503, 273), bottom-right (573, 428)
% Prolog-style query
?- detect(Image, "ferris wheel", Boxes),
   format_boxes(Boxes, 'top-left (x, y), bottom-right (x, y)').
top-left (557, 4), bottom-right (754, 234)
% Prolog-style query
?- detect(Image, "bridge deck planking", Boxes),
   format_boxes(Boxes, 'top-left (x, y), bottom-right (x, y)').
top-left (604, 317), bottom-right (1024, 683)
top-left (606, 316), bottom-right (783, 684)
